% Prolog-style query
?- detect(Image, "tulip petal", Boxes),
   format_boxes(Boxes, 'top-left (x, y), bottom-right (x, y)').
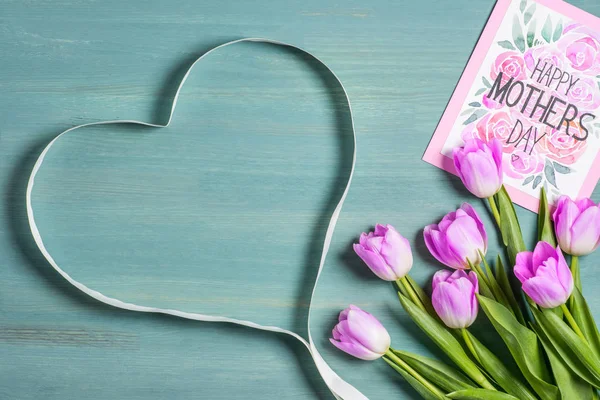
top-left (446, 216), bottom-right (485, 266)
top-left (569, 206), bottom-right (600, 256)
top-left (374, 224), bottom-right (387, 236)
top-left (554, 247), bottom-right (574, 295)
top-left (432, 282), bottom-right (472, 329)
top-left (353, 243), bottom-right (395, 281)
top-left (576, 198), bottom-right (596, 212)
top-left (445, 269), bottom-right (470, 285)
top-left (522, 276), bottom-right (570, 309)
top-left (358, 232), bottom-right (369, 246)
top-left (329, 339), bottom-right (381, 361)
top-left (466, 271), bottom-right (479, 294)
top-left (553, 196), bottom-right (580, 252)
top-left (460, 152), bottom-right (502, 198)
top-left (346, 309), bottom-right (391, 354)
top-left (532, 241), bottom-right (558, 273)
top-left (439, 211), bottom-right (458, 230)
top-left (490, 138), bottom-right (504, 176)
top-left (460, 203), bottom-right (488, 251)
top-left (365, 235), bottom-right (384, 251)
top-left (514, 251), bottom-right (534, 282)
top-left (425, 227), bottom-right (466, 269)
top-left (338, 304), bottom-right (361, 322)
top-left (380, 227), bottom-right (413, 277)
top-left (432, 269), bottom-right (453, 291)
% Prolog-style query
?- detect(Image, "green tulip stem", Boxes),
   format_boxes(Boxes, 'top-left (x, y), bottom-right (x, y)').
top-left (571, 256), bottom-right (581, 291)
top-left (384, 349), bottom-right (447, 399)
top-left (398, 276), bottom-right (425, 312)
top-left (487, 196), bottom-right (501, 228)
top-left (560, 303), bottom-right (588, 343)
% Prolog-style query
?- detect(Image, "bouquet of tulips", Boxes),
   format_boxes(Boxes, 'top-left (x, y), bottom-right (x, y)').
top-left (330, 138), bottom-right (600, 399)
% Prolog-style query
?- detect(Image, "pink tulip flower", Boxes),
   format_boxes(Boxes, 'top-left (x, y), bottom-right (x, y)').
top-left (424, 204), bottom-right (488, 269)
top-left (514, 241), bottom-right (574, 309)
top-left (431, 270), bottom-right (479, 329)
top-left (553, 195), bottom-right (600, 256)
top-left (453, 138), bottom-right (503, 198)
top-left (330, 305), bottom-right (391, 360)
top-left (353, 224), bottom-right (413, 281)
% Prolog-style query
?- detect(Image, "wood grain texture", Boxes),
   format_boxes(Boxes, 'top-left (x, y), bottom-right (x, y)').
top-left (1, 0), bottom-right (600, 399)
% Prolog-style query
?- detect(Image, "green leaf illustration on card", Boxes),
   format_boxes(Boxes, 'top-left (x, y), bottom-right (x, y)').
top-left (524, 4), bottom-right (536, 25)
top-left (468, 102), bottom-right (481, 108)
top-left (544, 162), bottom-right (558, 188)
top-left (553, 162), bottom-right (571, 174)
top-left (463, 109), bottom-right (487, 125)
top-left (520, 0), bottom-right (527, 13)
top-left (533, 175), bottom-right (542, 189)
top-left (461, 108), bottom-right (476, 117)
top-left (542, 16), bottom-right (553, 43)
top-left (527, 20), bottom-right (537, 48)
top-left (498, 40), bottom-right (516, 50)
top-left (522, 175), bottom-right (535, 186)
top-left (513, 15), bottom-right (526, 52)
top-left (553, 21), bottom-right (563, 41)
top-left (475, 87), bottom-right (488, 96)
top-left (482, 76), bottom-right (492, 88)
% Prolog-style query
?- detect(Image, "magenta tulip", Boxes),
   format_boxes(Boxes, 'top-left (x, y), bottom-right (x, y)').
top-left (431, 269), bottom-right (479, 329)
top-left (424, 203), bottom-right (487, 269)
top-left (514, 241), bottom-right (573, 309)
top-left (453, 138), bottom-right (503, 198)
top-left (553, 195), bottom-right (600, 256)
top-left (330, 305), bottom-right (391, 360)
top-left (353, 224), bottom-right (413, 281)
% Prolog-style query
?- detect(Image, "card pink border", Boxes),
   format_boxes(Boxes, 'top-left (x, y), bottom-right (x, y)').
top-left (422, 0), bottom-right (600, 212)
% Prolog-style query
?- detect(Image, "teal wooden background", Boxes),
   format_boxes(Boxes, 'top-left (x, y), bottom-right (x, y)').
top-left (2, 0), bottom-right (600, 399)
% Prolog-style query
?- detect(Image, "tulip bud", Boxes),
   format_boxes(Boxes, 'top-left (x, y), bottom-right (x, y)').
top-left (514, 241), bottom-right (573, 309)
top-left (353, 224), bottom-right (413, 281)
top-left (330, 305), bottom-right (391, 360)
top-left (424, 203), bottom-right (487, 269)
top-left (553, 195), bottom-right (600, 256)
top-left (431, 269), bottom-right (479, 329)
top-left (453, 138), bottom-right (503, 198)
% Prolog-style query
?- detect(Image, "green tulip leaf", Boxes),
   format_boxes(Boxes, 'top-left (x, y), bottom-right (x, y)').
top-left (532, 322), bottom-right (596, 400)
top-left (493, 256), bottom-right (525, 324)
top-left (398, 293), bottom-right (491, 389)
top-left (537, 187), bottom-right (556, 246)
top-left (494, 186), bottom-right (526, 265)
top-left (447, 388), bottom-right (519, 400)
top-left (476, 255), bottom-right (521, 323)
top-left (532, 307), bottom-right (600, 388)
top-left (383, 356), bottom-right (445, 400)
top-left (463, 330), bottom-right (537, 400)
top-left (478, 296), bottom-right (559, 400)
top-left (474, 269), bottom-right (494, 299)
top-left (571, 286), bottom-right (600, 360)
top-left (405, 274), bottom-right (437, 318)
top-left (392, 349), bottom-right (476, 393)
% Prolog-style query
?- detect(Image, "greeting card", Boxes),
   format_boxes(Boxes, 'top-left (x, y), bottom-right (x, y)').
top-left (423, 0), bottom-right (600, 211)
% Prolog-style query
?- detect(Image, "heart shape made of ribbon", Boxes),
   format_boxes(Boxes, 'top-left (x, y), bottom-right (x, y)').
top-left (25, 38), bottom-right (368, 400)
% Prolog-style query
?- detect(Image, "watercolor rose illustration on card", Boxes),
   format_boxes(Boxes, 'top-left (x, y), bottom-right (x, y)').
top-left (459, 1), bottom-right (600, 198)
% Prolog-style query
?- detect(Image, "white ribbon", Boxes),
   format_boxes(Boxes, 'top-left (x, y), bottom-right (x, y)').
top-left (26, 38), bottom-right (367, 400)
